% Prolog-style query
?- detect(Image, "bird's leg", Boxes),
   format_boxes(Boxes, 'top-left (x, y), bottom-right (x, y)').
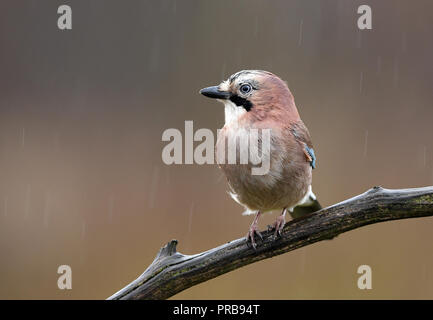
top-left (273, 208), bottom-right (287, 238)
top-left (246, 211), bottom-right (263, 250)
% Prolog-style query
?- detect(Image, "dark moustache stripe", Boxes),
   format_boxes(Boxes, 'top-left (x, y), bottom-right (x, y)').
top-left (229, 94), bottom-right (253, 112)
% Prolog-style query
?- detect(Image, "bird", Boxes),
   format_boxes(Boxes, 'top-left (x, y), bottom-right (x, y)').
top-left (200, 70), bottom-right (321, 249)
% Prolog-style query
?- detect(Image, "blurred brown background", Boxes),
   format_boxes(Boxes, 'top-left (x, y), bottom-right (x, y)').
top-left (0, 0), bottom-right (432, 299)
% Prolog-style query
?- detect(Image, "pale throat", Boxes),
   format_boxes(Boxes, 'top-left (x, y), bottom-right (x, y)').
top-left (221, 99), bottom-right (247, 125)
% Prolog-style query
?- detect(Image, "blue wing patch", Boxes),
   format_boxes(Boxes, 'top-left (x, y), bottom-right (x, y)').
top-left (305, 146), bottom-right (316, 169)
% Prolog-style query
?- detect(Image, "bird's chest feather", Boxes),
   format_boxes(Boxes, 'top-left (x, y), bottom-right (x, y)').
top-left (216, 122), bottom-right (285, 189)
top-left (215, 118), bottom-right (311, 211)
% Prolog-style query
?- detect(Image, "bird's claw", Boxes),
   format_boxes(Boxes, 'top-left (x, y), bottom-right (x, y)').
top-left (272, 215), bottom-right (286, 239)
top-left (246, 225), bottom-right (262, 250)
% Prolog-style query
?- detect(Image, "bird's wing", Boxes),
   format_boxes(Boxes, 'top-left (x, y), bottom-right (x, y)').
top-left (290, 120), bottom-right (316, 169)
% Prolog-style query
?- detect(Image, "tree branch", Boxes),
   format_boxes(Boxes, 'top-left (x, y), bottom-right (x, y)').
top-left (107, 186), bottom-right (433, 300)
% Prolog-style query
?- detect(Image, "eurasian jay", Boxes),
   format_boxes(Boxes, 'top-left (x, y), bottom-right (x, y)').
top-left (200, 70), bottom-right (321, 249)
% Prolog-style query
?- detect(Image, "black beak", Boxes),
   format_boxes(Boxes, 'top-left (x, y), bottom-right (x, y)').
top-left (199, 86), bottom-right (230, 99)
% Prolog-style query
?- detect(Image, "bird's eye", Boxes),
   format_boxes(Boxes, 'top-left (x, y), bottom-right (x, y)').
top-left (239, 84), bottom-right (252, 95)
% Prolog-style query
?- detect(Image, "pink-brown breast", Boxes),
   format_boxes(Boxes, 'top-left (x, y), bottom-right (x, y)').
top-left (216, 116), bottom-right (312, 213)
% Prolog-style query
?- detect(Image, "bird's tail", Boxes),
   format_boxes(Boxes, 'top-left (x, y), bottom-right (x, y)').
top-left (290, 192), bottom-right (337, 240)
top-left (290, 197), bottom-right (322, 219)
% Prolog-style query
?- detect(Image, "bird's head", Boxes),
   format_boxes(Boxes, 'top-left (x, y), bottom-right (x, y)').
top-left (200, 70), bottom-right (300, 125)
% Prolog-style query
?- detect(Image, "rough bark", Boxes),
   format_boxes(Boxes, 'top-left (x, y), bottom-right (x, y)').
top-left (108, 186), bottom-right (433, 300)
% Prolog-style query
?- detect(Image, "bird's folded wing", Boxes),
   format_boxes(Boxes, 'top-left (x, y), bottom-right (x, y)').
top-left (290, 120), bottom-right (317, 169)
